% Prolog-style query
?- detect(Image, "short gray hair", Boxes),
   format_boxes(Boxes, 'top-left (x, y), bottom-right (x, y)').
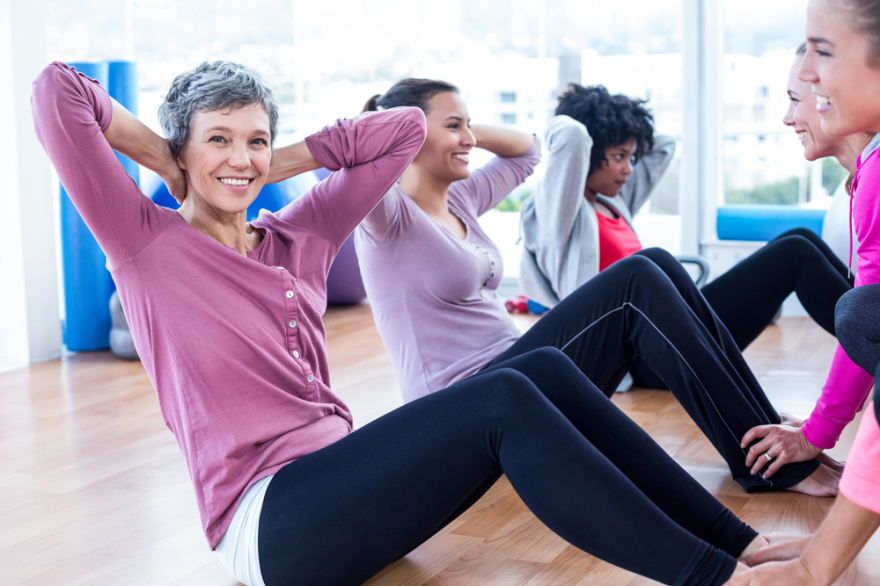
top-left (158, 61), bottom-right (279, 160)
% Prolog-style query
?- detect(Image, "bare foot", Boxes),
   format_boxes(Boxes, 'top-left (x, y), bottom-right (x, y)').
top-left (816, 452), bottom-right (845, 474)
top-left (787, 463), bottom-right (840, 497)
top-left (738, 535), bottom-right (770, 563)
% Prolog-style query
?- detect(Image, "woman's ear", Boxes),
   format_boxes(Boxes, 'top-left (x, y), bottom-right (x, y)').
top-left (176, 144), bottom-right (188, 171)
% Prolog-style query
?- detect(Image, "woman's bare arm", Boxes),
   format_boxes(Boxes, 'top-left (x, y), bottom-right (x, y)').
top-left (267, 141), bottom-right (322, 184)
top-left (470, 124), bottom-right (535, 158)
top-left (102, 98), bottom-right (186, 202)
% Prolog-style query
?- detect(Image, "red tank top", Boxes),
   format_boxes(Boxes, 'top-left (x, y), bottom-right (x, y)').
top-left (596, 209), bottom-right (643, 271)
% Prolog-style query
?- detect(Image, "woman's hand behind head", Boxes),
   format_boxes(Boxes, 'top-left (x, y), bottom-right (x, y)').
top-left (162, 152), bottom-right (187, 204)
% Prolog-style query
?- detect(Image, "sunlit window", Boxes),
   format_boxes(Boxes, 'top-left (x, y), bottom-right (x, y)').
top-left (722, 0), bottom-right (846, 206)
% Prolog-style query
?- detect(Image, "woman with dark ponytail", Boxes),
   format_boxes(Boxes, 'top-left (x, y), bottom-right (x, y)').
top-left (354, 79), bottom-right (839, 497)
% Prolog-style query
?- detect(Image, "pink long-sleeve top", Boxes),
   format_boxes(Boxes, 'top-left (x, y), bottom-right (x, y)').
top-left (354, 140), bottom-right (540, 403)
top-left (32, 62), bottom-right (426, 548)
top-left (839, 403), bottom-right (880, 515)
top-left (802, 146), bottom-right (880, 448)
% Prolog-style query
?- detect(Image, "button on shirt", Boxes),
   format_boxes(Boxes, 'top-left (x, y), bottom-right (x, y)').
top-left (32, 62), bottom-right (427, 549)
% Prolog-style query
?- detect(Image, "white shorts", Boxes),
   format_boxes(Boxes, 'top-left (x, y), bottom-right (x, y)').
top-left (215, 475), bottom-right (273, 586)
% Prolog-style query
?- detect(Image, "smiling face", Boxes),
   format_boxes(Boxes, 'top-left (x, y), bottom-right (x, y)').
top-left (784, 57), bottom-right (842, 161)
top-left (585, 139), bottom-right (637, 198)
top-left (411, 91), bottom-right (475, 184)
top-left (177, 102), bottom-right (272, 218)
top-left (799, 0), bottom-right (880, 135)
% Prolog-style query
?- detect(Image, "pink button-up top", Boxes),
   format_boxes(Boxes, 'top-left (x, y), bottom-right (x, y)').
top-left (32, 62), bottom-right (426, 547)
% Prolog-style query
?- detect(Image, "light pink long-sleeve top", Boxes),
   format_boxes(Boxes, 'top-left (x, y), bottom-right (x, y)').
top-left (32, 62), bottom-right (426, 548)
top-left (839, 403), bottom-right (880, 515)
top-left (354, 141), bottom-right (540, 403)
top-left (802, 145), bottom-right (880, 448)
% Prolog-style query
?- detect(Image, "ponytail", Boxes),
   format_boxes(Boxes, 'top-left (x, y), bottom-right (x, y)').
top-left (364, 78), bottom-right (459, 115)
top-left (362, 94), bottom-right (382, 113)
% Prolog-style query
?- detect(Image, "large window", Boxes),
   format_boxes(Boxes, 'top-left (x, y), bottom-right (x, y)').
top-left (722, 0), bottom-right (846, 206)
top-left (45, 0), bottom-right (686, 273)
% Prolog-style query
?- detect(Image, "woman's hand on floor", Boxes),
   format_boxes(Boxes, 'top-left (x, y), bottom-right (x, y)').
top-left (741, 424), bottom-right (822, 478)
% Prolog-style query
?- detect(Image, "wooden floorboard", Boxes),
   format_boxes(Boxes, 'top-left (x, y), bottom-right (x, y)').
top-left (1, 306), bottom-right (878, 585)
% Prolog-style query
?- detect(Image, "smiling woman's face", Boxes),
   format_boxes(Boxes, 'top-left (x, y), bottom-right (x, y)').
top-left (784, 58), bottom-right (841, 161)
top-left (799, 0), bottom-right (880, 136)
top-left (411, 91), bottom-right (476, 184)
top-left (177, 102), bottom-right (273, 217)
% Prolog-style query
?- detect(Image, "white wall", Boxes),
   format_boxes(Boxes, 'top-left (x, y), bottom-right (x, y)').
top-left (0, 0), bottom-right (61, 370)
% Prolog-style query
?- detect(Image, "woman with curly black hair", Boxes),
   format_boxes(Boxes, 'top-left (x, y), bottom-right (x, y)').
top-left (520, 84), bottom-right (854, 383)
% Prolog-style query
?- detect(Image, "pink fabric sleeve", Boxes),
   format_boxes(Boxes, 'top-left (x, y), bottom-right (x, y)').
top-left (840, 403), bottom-right (880, 515)
top-left (255, 108), bottom-right (426, 250)
top-left (803, 151), bottom-right (880, 449)
top-left (31, 62), bottom-right (170, 269)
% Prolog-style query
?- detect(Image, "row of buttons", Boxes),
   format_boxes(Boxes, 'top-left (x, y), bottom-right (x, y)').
top-left (278, 267), bottom-right (313, 385)
top-left (473, 244), bottom-right (496, 288)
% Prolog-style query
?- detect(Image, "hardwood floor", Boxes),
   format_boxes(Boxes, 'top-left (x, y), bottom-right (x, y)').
top-left (1, 306), bottom-right (877, 585)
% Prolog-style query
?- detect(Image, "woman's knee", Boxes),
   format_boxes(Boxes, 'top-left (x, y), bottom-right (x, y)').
top-left (634, 246), bottom-right (677, 267)
top-left (835, 286), bottom-right (880, 371)
top-left (478, 368), bottom-right (544, 413)
top-left (527, 347), bottom-right (571, 368)
top-left (765, 234), bottom-right (822, 265)
top-left (836, 287), bottom-right (876, 344)
top-left (776, 227), bottom-right (817, 242)
top-left (613, 254), bottom-right (676, 289)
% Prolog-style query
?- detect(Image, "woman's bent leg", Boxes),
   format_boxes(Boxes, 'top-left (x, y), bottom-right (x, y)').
top-left (485, 348), bottom-right (758, 557)
top-left (488, 255), bottom-right (819, 491)
top-left (699, 233), bottom-right (853, 350)
top-left (836, 285), bottom-right (880, 374)
top-left (258, 362), bottom-right (738, 586)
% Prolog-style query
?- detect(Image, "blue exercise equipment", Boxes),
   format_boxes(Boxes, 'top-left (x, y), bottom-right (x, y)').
top-left (716, 205), bottom-right (826, 241)
top-left (106, 61), bottom-right (140, 184)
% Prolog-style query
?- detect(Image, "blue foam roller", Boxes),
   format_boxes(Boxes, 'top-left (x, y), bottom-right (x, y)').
top-left (716, 205), bottom-right (826, 241)
top-left (107, 61), bottom-right (139, 183)
top-left (61, 62), bottom-right (114, 351)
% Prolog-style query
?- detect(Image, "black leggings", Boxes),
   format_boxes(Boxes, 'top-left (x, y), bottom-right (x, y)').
top-left (488, 251), bottom-right (819, 492)
top-left (836, 284), bottom-right (880, 376)
top-left (704, 228), bottom-right (853, 349)
top-left (836, 285), bottom-right (880, 423)
top-left (258, 349), bottom-right (752, 586)
top-left (631, 228), bottom-right (853, 389)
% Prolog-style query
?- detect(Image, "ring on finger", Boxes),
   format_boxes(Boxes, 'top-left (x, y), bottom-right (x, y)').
top-left (764, 453), bottom-right (773, 462)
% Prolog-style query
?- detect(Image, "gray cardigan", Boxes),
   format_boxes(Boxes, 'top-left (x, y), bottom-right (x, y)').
top-left (519, 115), bottom-right (676, 307)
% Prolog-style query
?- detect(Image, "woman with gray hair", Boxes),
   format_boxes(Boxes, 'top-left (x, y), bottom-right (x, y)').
top-left (34, 60), bottom-right (765, 586)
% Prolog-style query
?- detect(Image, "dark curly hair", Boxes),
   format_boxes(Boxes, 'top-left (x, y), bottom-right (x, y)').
top-left (555, 84), bottom-right (655, 176)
